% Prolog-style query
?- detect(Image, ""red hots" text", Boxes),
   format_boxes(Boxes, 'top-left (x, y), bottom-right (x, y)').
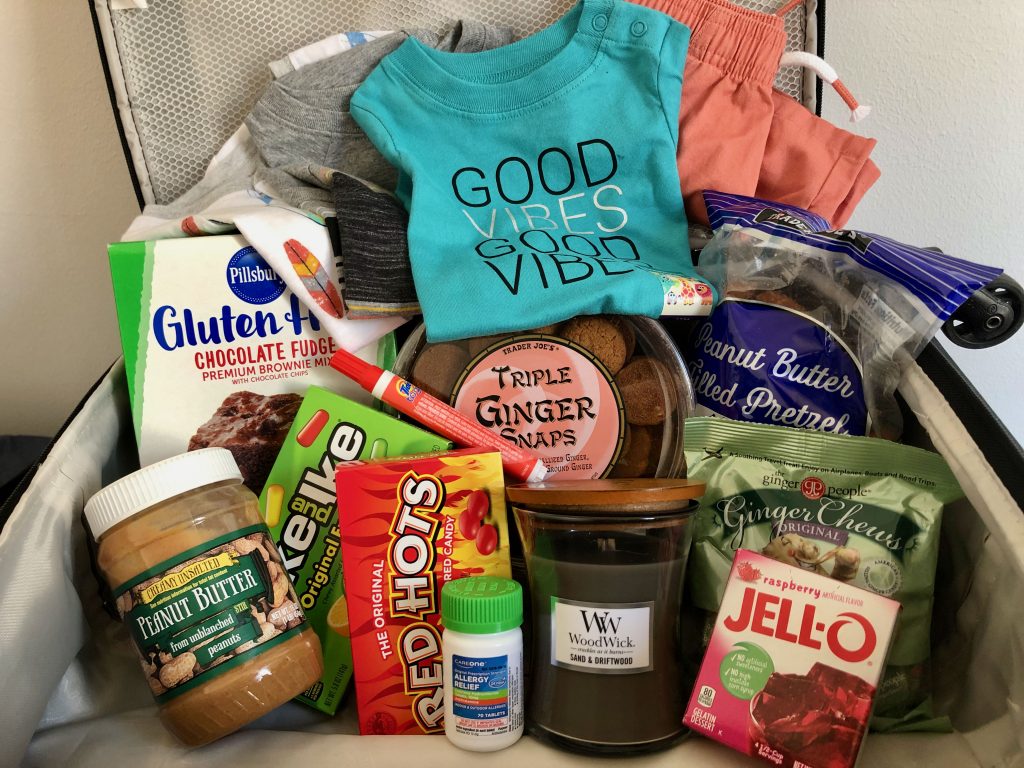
top-left (398, 624), bottom-right (444, 733)
top-left (723, 586), bottom-right (877, 663)
top-left (387, 472), bottom-right (447, 733)
top-left (388, 471), bottom-right (446, 620)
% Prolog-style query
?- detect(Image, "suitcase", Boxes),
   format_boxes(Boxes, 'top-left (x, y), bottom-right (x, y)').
top-left (2, 1), bottom-right (1022, 765)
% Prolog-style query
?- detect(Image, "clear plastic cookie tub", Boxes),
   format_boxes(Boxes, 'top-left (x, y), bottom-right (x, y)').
top-left (393, 316), bottom-right (695, 480)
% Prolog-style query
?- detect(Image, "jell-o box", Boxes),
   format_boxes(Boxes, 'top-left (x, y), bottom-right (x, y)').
top-left (685, 549), bottom-right (900, 768)
top-left (257, 386), bottom-right (449, 715)
top-left (335, 449), bottom-right (512, 735)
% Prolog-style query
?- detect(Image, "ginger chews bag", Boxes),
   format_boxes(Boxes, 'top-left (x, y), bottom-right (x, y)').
top-left (684, 417), bottom-right (964, 732)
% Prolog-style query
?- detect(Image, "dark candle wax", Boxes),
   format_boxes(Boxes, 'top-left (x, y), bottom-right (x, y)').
top-left (525, 529), bottom-right (688, 750)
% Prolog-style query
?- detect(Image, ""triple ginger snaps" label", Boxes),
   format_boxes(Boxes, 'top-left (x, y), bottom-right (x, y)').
top-left (451, 336), bottom-right (625, 480)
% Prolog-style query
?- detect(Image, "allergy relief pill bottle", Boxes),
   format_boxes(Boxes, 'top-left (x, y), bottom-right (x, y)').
top-left (441, 577), bottom-right (525, 751)
top-left (84, 448), bottom-right (323, 746)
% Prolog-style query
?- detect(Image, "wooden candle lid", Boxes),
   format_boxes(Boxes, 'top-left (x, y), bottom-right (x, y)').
top-left (506, 478), bottom-right (706, 514)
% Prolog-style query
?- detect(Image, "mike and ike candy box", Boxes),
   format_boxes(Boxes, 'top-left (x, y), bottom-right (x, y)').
top-left (685, 550), bottom-right (900, 768)
top-left (335, 449), bottom-right (512, 735)
top-left (257, 386), bottom-right (450, 715)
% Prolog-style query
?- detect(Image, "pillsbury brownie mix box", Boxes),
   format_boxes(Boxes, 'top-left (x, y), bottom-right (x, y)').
top-left (685, 550), bottom-right (899, 768)
top-left (108, 235), bottom-right (390, 491)
top-left (257, 386), bottom-right (451, 714)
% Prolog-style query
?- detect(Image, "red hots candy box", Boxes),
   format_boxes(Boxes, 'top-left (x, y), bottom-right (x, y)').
top-left (685, 550), bottom-right (900, 768)
top-left (335, 448), bottom-right (511, 735)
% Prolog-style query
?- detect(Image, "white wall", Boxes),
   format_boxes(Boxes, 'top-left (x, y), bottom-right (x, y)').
top-left (0, 2), bottom-right (138, 435)
top-left (820, 0), bottom-right (1024, 442)
top-left (0, 1), bottom-right (1021, 442)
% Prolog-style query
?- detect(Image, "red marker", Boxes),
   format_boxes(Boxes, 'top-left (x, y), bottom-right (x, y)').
top-left (330, 349), bottom-right (547, 483)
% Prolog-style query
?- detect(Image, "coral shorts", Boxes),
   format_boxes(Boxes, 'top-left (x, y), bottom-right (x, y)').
top-left (637, 0), bottom-right (878, 227)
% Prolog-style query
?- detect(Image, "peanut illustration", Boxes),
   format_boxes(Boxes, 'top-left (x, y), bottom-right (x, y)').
top-left (234, 536), bottom-right (272, 563)
top-left (116, 591), bottom-right (134, 616)
top-left (271, 571), bottom-right (290, 607)
top-left (158, 652), bottom-right (198, 688)
top-left (247, 533), bottom-right (273, 562)
top-left (142, 660), bottom-right (167, 695)
top-left (233, 538), bottom-right (260, 556)
top-left (259, 621), bottom-right (279, 642)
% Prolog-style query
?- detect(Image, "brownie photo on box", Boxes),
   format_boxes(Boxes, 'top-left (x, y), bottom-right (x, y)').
top-left (187, 391), bottom-right (301, 492)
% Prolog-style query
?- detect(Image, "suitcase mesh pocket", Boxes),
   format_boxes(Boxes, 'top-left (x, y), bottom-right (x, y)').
top-left (106, 0), bottom-right (808, 205)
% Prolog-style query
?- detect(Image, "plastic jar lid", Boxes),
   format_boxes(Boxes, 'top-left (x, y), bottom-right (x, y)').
top-left (393, 317), bottom-right (695, 481)
top-left (84, 448), bottom-right (243, 538)
top-left (506, 478), bottom-right (705, 514)
top-left (441, 577), bottom-right (523, 634)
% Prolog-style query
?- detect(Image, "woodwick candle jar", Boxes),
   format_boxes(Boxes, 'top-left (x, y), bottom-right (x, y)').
top-left (507, 479), bottom-right (704, 754)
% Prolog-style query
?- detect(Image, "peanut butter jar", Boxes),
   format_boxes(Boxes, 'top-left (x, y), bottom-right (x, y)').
top-left (84, 448), bottom-right (323, 746)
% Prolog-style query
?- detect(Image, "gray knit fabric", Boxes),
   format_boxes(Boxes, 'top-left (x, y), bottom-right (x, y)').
top-left (249, 20), bottom-right (513, 211)
top-left (143, 21), bottom-right (513, 220)
top-left (332, 171), bottom-right (419, 317)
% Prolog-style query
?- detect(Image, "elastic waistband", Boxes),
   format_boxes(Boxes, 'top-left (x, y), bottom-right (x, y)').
top-left (636, 0), bottom-right (785, 85)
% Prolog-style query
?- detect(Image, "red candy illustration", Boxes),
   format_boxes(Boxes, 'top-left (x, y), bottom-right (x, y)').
top-left (466, 489), bottom-right (489, 521)
top-left (475, 524), bottom-right (498, 555)
top-left (459, 508), bottom-right (482, 540)
top-left (295, 409), bottom-right (330, 447)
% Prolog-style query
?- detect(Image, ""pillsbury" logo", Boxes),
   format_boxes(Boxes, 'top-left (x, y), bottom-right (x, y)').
top-left (226, 246), bottom-right (286, 305)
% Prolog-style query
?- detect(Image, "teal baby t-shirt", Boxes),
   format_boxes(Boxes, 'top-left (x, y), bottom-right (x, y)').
top-left (351, 0), bottom-right (695, 341)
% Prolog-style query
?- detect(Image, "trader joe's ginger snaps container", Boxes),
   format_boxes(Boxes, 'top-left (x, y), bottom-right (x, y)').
top-left (507, 479), bottom-right (705, 754)
top-left (84, 448), bottom-right (323, 746)
top-left (394, 316), bottom-right (694, 481)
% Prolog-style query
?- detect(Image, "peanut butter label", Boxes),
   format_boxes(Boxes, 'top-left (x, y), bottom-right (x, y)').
top-left (114, 527), bottom-right (307, 703)
top-left (451, 336), bottom-right (625, 479)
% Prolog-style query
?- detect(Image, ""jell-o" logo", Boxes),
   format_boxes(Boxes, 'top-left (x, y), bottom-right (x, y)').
top-left (722, 585), bottom-right (877, 663)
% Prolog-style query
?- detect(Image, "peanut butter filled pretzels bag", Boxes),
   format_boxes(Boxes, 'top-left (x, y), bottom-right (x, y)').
top-left (688, 192), bottom-right (1002, 440)
top-left (684, 417), bottom-right (964, 732)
